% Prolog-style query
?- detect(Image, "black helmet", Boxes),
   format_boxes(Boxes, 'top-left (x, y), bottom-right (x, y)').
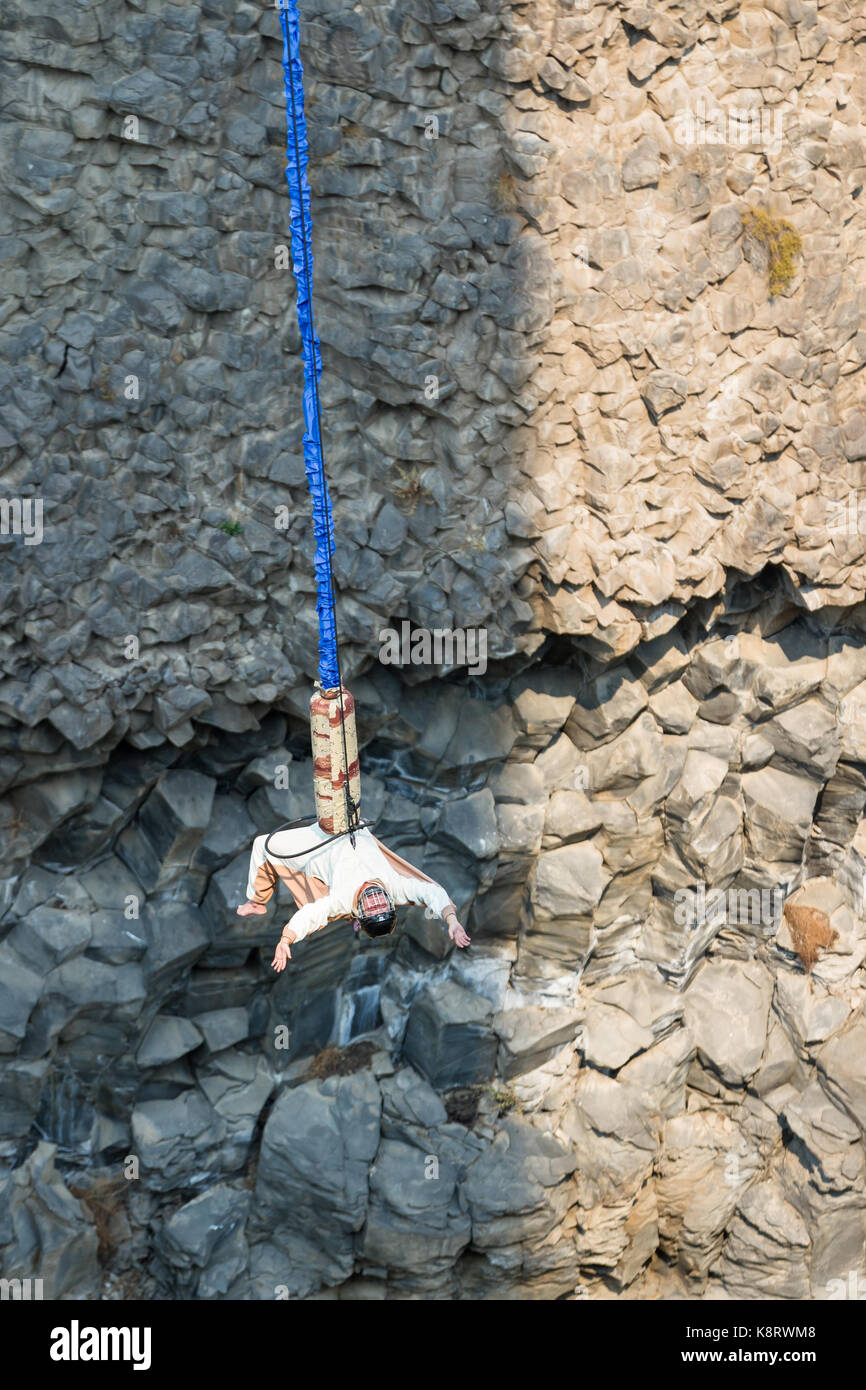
top-left (355, 883), bottom-right (396, 939)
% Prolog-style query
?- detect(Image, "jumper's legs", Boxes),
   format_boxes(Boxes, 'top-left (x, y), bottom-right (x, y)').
top-left (237, 835), bottom-right (280, 912)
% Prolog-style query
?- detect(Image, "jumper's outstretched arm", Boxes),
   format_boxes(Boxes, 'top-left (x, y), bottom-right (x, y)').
top-left (269, 894), bottom-right (336, 971)
top-left (443, 906), bottom-right (471, 948)
top-left (271, 925), bottom-right (296, 973)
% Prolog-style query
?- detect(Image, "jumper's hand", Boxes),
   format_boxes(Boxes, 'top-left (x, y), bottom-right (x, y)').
top-left (447, 916), bottom-right (471, 949)
top-left (271, 939), bottom-right (292, 972)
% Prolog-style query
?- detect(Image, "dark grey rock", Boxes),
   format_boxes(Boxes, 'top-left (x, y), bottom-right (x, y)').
top-left (7, 907), bottom-right (91, 973)
top-left (254, 1071), bottom-right (381, 1278)
top-left (462, 1117), bottom-right (577, 1262)
top-left (0, 943), bottom-right (44, 1053)
top-left (194, 1007), bottom-right (249, 1054)
top-left (438, 790), bottom-right (500, 860)
top-left (8, 769), bottom-right (103, 860)
top-left (79, 856), bottom-right (144, 912)
top-left (131, 1089), bottom-right (227, 1192)
top-left (136, 1015), bottom-right (204, 1068)
top-left (136, 770), bottom-right (216, 889)
top-left (140, 902), bottom-right (210, 986)
top-left (0, 1057), bottom-right (48, 1141)
top-left (0, 1142), bottom-right (100, 1298)
top-left (86, 910), bottom-right (148, 966)
top-left (155, 1183), bottom-right (250, 1299)
top-left (197, 1052), bottom-right (274, 1171)
top-left (36, 794), bottom-right (131, 867)
top-left (362, 1137), bottom-right (471, 1277)
top-left (380, 1066), bottom-right (448, 1130)
top-left (122, 280), bottom-right (184, 333)
top-left (191, 793), bottom-right (256, 872)
top-left (404, 979), bottom-right (497, 1089)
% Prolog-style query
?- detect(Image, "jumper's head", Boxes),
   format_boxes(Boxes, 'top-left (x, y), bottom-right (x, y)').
top-left (353, 880), bottom-right (396, 939)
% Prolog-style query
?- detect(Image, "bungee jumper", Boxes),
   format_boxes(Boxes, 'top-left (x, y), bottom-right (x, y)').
top-left (238, 823), bottom-right (469, 972)
top-left (236, 1), bottom-right (470, 969)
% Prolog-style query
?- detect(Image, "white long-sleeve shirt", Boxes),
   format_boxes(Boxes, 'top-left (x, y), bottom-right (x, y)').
top-left (263, 824), bottom-right (451, 943)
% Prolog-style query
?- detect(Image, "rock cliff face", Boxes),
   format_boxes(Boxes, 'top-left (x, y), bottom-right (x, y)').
top-left (1, 0), bottom-right (866, 1300)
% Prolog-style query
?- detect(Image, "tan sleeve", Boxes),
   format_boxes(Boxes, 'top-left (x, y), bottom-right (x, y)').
top-left (376, 840), bottom-right (456, 916)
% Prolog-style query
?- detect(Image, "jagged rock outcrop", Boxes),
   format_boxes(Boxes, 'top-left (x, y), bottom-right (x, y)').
top-left (1, 605), bottom-right (865, 1298)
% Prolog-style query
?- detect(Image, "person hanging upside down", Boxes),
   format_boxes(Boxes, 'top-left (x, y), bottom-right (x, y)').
top-left (237, 822), bottom-right (471, 972)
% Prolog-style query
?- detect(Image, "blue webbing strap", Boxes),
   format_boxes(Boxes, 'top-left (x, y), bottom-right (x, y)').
top-left (277, 0), bottom-right (340, 692)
